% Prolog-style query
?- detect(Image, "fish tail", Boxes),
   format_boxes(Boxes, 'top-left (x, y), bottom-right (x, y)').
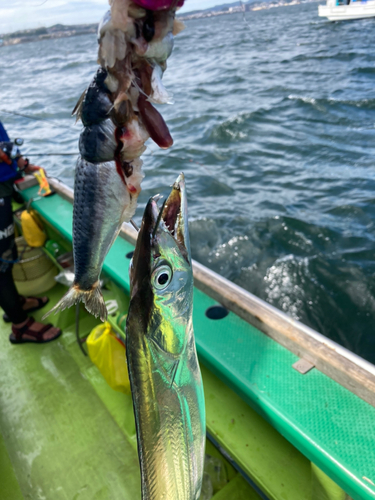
top-left (42, 282), bottom-right (107, 322)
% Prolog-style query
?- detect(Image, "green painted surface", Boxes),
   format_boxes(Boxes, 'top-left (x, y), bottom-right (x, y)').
top-left (205, 440), bottom-right (237, 482)
top-left (15, 186), bottom-right (375, 500)
top-left (0, 287), bottom-right (141, 500)
top-left (213, 473), bottom-right (263, 500)
top-left (312, 464), bottom-right (353, 500)
top-left (193, 287), bottom-right (375, 500)
top-left (202, 364), bottom-right (311, 500)
top-left (0, 281), bottom-right (254, 499)
top-left (0, 432), bottom-right (24, 500)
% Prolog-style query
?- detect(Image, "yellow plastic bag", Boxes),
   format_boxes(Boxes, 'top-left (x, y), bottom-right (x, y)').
top-left (87, 322), bottom-right (131, 394)
top-left (21, 210), bottom-right (46, 247)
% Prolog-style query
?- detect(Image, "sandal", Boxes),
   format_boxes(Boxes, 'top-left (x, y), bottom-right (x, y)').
top-left (3, 296), bottom-right (50, 323)
top-left (9, 317), bottom-right (62, 344)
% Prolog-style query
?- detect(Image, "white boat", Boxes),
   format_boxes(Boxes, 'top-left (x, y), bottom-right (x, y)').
top-left (319, 0), bottom-right (375, 21)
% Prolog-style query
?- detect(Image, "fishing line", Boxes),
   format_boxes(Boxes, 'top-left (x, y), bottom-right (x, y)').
top-left (0, 256), bottom-right (21, 264)
top-left (0, 109), bottom-right (73, 130)
top-left (25, 152), bottom-right (78, 156)
top-left (239, 0), bottom-right (252, 30)
top-left (75, 303), bottom-right (87, 356)
top-left (130, 219), bottom-right (140, 232)
top-left (147, 150), bottom-right (206, 167)
top-left (25, 151), bottom-right (206, 168)
top-left (2, 111), bottom-right (205, 166)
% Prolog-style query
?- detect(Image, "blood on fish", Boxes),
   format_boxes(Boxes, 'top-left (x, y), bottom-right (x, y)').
top-left (114, 126), bottom-right (127, 184)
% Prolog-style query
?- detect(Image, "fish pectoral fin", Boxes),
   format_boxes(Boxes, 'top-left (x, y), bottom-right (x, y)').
top-left (168, 360), bottom-right (180, 388)
top-left (148, 336), bottom-right (181, 387)
top-left (72, 88), bottom-right (86, 121)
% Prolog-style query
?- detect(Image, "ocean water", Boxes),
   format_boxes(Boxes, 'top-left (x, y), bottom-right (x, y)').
top-left (1, 2), bottom-right (375, 362)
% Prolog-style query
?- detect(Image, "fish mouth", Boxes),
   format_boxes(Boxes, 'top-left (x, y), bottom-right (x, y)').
top-left (134, 172), bottom-right (190, 265)
top-left (152, 172), bottom-right (190, 264)
top-left (129, 173), bottom-right (189, 300)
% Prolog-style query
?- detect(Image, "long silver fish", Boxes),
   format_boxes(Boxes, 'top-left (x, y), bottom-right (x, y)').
top-left (44, 157), bottom-right (142, 321)
top-left (126, 173), bottom-right (205, 500)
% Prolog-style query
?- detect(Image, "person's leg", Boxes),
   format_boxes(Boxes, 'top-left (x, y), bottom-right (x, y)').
top-left (0, 195), bottom-right (17, 272)
top-left (0, 272), bottom-right (61, 341)
top-left (2, 295), bottom-right (50, 322)
top-left (0, 195), bottom-right (25, 321)
top-left (0, 195), bottom-right (25, 320)
top-left (0, 267), bottom-right (27, 323)
top-left (0, 195), bottom-right (61, 342)
top-left (10, 317), bottom-right (62, 343)
top-left (1, 268), bottom-right (62, 342)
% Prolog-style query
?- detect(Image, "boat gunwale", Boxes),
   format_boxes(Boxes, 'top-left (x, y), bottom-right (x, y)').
top-left (45, 176), bottom-right (375, 409)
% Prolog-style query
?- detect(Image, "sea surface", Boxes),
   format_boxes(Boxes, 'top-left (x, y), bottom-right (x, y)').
top-left (1, 2), bottom-right (375, 363)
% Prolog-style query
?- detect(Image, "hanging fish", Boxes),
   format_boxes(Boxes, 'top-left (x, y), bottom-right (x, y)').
top-left (44, 157), bottom-right (143, 321)
top-left (45, 0), bottom-right (185, 321)
top-left (126, 173), bottom-right (206, 500)
top-left (77, 0), bottom-right (186, 162)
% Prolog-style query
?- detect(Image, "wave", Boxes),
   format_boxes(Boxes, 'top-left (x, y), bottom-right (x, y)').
top-left (209, 107), bottom-right (278, 141)
top-left (287, 94), bottom-right (375, 110)
top-left (2, 1), bottom-right (375, 362)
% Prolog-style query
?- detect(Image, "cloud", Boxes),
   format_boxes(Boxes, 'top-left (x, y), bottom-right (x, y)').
top-left (0, 0), bottom-right (229, 34)
top-left (0, 0), bottom-right (108, 33)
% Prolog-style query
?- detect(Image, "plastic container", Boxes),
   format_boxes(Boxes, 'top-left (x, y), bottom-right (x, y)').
top-left (12, 237), bottom-right (58, 295)
top-left (45, 239), bottom-right (65, 259)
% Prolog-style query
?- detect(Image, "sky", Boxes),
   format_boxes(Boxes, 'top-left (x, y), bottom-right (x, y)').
top-left (0, 0), bottom-right (227, 34)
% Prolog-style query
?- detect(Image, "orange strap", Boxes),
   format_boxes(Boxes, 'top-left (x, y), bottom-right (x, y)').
top-left (0, 150), bottom-right (12, 165)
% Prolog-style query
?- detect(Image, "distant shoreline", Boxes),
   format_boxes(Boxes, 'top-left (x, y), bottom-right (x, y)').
top-left (0, 0), bottom-right (317, 48)
top-left (0, 24), bottom-right (97, 47)
top-left (180, 0), bottom-right (317, 20)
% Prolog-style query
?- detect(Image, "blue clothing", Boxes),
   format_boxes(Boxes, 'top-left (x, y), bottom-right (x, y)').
top-left (0, 122), bottom-right (18, 183)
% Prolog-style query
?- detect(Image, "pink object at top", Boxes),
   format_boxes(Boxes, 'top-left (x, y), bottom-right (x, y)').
top-left (131, 0), bottom-right (184, 10)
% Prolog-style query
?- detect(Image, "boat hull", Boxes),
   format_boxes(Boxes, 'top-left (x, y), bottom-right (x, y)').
top-left (319, 2), bottom-right (375, 20)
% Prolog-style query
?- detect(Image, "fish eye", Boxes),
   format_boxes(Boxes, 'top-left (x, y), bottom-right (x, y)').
top-left (152, 265), bottom-right (172, 290)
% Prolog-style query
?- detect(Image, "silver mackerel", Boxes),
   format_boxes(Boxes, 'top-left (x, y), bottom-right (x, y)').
top-left (45, 157), bottom-right (139, 321)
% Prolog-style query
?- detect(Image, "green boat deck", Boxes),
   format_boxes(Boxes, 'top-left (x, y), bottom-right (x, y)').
top-left (1, 184), bottom-right (375, 500)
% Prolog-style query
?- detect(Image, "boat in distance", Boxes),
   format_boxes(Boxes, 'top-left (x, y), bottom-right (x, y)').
top-left (319, 0), bottom-right (375, 21)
